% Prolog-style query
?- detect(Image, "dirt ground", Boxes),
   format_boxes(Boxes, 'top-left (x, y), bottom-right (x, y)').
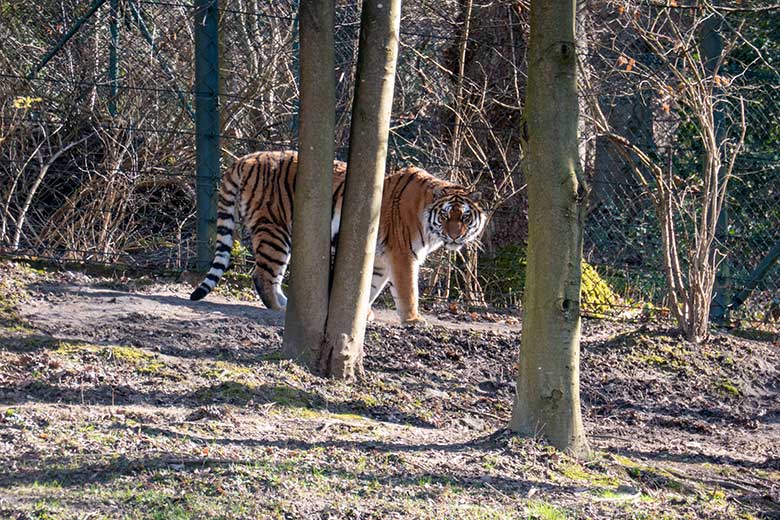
top-left (1, 261), bottom-right (779, 519)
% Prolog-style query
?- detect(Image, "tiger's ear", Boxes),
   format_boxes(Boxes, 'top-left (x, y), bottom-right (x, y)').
top-left (432, 186), bottom-right (444, 198)
top-left (468, 191), bottom-right (483, 203)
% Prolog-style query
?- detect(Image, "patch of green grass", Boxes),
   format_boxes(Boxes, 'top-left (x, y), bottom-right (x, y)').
top-left (195, 381), bottom-right (257, 404)
top-left (28, 500), bottom-right (62, 520)
top-left (481, 454), bottom-right (499, 470)
top-left (53, 341), bottom-right (95, 356)
top-left (625, 465), bottom-right (683, 492)
top-left (0, 277), bottom-right (31, 329)
top-left (754, 469), bottom-right (780, 483)
top-left (127, 490), bottom-right (194, 520)
top-left (360, 394), bottom-right (379, 408)
top-left (526, 500), bottom-right (568, 520)
top-left (593, 488), bottom-right (625, 499)
top-left (282, 407), bottom-right (322, 419)
top-left (627, 338), bottom-right (701, 375)
top-left (29, 479), bottom-right (63, 490)
top-left (365, 477), bottom-right (382, 493)
top-left (611, 454), bottom-right (640, 468)
top-left (0, 321), bottom-right (36, 334)
top-left (589, 485), bottom-right (644, 503)
top-left (717, 381), bottom-right (742, 397)
top-left (417, 475), bottom-right (434, 486)
top-left (635, 353), bottom-right (667, 365)
top-left (559, 462), bottom-right (619, 487)
top-left (270, 385), bottom-right (318, 407)
top-left (201, 360), bottom-right (254, 382)
top-left (260, 351), bottom-right (285, 361)
top-left (194, 381), bottom-right (321, 409)
top-left (330, 412), bottom-right (367, 422)
top-left (614, 454), bottom-right (693, 495)
top-left (54, 342), bottom-right (176, 378)
top-left (0, 263), bottom-right (57, 332)
top-left (704, 487), bottom-right (728, 507)
top-left (85, 429), bottom-right (120, 447)
top-left (447, 504), bottom-right (522, 519)
top-left (109, 344), bottom-right (155, 363)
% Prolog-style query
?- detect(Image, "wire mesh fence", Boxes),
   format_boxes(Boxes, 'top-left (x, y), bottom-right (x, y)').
top-left (1, 0), bottom-right (778, 331)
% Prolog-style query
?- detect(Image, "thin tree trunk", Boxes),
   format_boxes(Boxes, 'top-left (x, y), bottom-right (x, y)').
top-left (282, 0), bottom-right (336, 369)
top-left (321, 0), bottom-right (401, 379)
top-left (509, 0), bottom-right (590, 458)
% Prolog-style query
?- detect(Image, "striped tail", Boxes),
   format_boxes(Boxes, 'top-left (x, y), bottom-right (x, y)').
top-left (190, 163), bottom-right (240, 301)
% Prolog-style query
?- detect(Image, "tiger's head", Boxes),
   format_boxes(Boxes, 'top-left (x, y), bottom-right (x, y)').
top-left (429, 189), bottom-right (486, 251)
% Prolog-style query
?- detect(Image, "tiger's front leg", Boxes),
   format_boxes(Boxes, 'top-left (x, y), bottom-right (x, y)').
top-left (388, 253), bottom-right (426, 324)
top-left (366, 255), bottom-right (391, 322)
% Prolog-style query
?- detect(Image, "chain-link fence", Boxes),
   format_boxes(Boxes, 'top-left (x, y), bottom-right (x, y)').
top-left (1, 1), bottom-right (778, 330)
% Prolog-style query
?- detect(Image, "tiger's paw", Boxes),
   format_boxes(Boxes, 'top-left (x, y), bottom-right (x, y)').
top-left (367, 309), bottom-right (376, 322)
top-left (401, 315), bottom-right (428, 327)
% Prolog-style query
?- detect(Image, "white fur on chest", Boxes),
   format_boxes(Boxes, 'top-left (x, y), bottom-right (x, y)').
top-left (412, 210), bottom-right (443, 263)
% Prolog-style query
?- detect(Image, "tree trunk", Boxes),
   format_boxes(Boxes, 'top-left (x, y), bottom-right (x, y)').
top-left (320, 0), bottom-right (401, 379)
top-left (282, 0), bottom-right (336, 369)
top-left (509, 0), bottom-right (590, 458)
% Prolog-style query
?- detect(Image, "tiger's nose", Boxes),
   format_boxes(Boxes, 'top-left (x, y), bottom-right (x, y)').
top-left (446, 220), bottom-right (465, 240)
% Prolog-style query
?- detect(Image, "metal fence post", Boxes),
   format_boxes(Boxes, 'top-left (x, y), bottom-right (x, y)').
top-left (194, 0), bottom-right (221, 271)
top-left (730, 240), bottom-right (780, 312)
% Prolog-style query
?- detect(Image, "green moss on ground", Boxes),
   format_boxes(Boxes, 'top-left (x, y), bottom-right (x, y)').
top-left (0, 262), bottom-right (38, 330)
top-left (559, 461), bottom-right (619, 487)
top-left (580, 262), bottom-right (621, 317)
top-left (200, 360), bottom-right (255, 382)
top-left (479, 247), bottom-right (621, 316)
top-left (525, 500), bottom-right (569, 520)
top-left (54, 342), bottom-right (174, 377)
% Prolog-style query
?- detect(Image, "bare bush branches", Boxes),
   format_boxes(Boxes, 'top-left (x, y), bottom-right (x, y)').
top-left (583, 1), bottom-right (753, 341)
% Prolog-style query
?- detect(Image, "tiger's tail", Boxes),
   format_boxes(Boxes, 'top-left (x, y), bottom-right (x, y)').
top-left (190, 162), bottom-right (241, 301)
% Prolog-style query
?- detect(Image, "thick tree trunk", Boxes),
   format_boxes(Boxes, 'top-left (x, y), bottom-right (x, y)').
top-left (509, 0), bottom-right (590, 458)
top-left (282, 0), bottom-right (336, 369)
top-left (320, 0), bottom-right (401, 379)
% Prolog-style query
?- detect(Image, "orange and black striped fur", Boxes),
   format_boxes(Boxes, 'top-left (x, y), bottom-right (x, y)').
top-left (190, 150), bottom-right (485, 323)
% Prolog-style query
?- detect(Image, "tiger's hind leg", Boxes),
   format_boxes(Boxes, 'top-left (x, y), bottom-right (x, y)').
top-left (250, 228), bottom-right (291, 311)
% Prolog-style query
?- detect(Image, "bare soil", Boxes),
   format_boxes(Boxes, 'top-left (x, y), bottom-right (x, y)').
top-left (1, 261), bottom-right (779, 519)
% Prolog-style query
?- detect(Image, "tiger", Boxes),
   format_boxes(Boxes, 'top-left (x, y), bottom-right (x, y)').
top-left (189, 150), bottom-right (485, 324)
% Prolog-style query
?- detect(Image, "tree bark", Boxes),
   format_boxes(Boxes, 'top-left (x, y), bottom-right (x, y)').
top-left (509, 0), bottom-right (590, 458)
top-left (282, 0), bottom-right (336, 369)
top-left (321, 0), bottom-right (401, 379)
